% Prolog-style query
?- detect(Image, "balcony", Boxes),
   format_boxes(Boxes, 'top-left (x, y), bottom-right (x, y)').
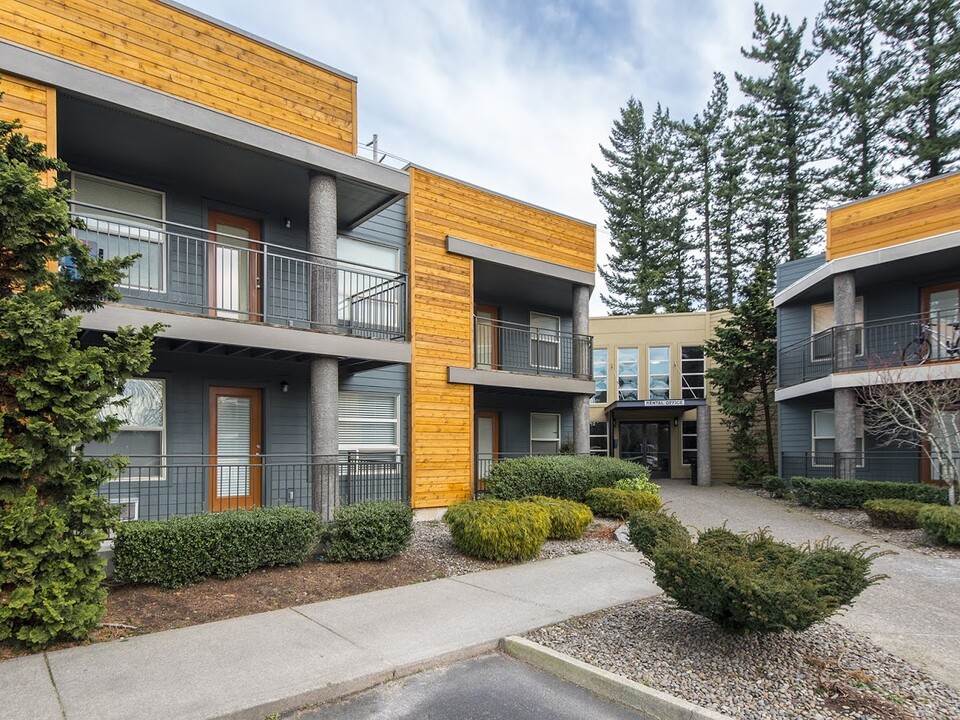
top-left (779, 311), bottom-right (960, 389)
top-left (474, 316), bottom-right (593, 380)
top-left (68, 203), bottom-right (407, 342)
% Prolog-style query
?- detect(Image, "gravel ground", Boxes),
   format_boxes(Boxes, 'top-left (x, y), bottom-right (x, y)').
top-left (528, 597), bottom-right (960, 720)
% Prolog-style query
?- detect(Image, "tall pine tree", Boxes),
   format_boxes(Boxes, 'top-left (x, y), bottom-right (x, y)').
top-left (713, 123), bottom-right (749, 308)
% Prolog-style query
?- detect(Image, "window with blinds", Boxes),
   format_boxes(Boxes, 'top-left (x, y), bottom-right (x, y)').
top-left (338, 391), bottom-right (399, 455)
top-left (86, 378), bottom-right (165, 481)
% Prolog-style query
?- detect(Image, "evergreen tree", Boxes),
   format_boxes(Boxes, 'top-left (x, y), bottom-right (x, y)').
top-left (877, 0), bottom-right (960, 179)
top-left (0, 117), bottom-right (161, 647)
top-left (704, 262), bottom-right (778, 484)
top-left (815, 0), bottom-right (898, 199)
top-left (594, 100), bottom-right (686, 314)
top-left (713, 123), bottom-right (749, 308)
top-left (737, 3), bottom-right (825, 261)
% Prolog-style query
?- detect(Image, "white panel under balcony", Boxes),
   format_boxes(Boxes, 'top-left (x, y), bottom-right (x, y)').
top-left (776, 361), bottom-right (960, 401)
top-left (79, 304), bottom-right (411, 364)
top-left (448, 367), bottom-right (595, 394)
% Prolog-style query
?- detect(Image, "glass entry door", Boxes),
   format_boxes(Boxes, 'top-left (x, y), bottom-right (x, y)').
top-left (208, 387), bottom-right (262, 511)
top-left (619, 421), bottom-right (671, 478)
top-left (476, 305), bottom-right (499, 370)
top-left (208, 211), bottom-right (262, 321)
top-left (475, 411), bottom-right (499, 491)
top-left (924, 283), bottom-right (960, 362)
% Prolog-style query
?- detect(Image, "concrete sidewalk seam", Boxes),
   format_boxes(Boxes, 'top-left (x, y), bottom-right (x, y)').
top-left (599, 549), bottom-right (648, 567)
top-left (43, 651), bottom-right (68, 720)
top-left (288, 607), bottom-right (371, 652)
top-left (448, 575), bottom-right (575, 618)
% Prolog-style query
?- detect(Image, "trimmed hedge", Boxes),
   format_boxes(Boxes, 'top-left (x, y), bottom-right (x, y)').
top-left (521, 496), bottom-right (593, 540)
top-left (584, 488), bottom-right (661, 520)
top-left (791, 477), bottom-right (949, 509)
top-left (650, 527), bottom-right (884, 633)
top-left (324, 501), bottom-right (413, 562)
top-left (613, 476), bottom-right (660, 496)
top-left (444, 499), bottom-right (550, 562)
top-left (484, 455), bottom-right (643, 502)
top-left (627, 510), bottom-right (691, 556)
top-left (862, 499), bottom-right (926, 529)
top-left (918, 505), bottom-right (960, 545)
top-left (762, 475), bottom-right (791, 498)
top-left (113, 507), bottom-right (322, 588)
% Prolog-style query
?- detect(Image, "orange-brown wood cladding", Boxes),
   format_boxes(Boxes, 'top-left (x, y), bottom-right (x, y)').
top-left (1, 0), bottom-right (356, 153)
top-left (407, 168), bottom-right (597, 509)
top-left (827, 173), bottom-right (960, 260)
top-left (0, 74), bottom-right (56, 197)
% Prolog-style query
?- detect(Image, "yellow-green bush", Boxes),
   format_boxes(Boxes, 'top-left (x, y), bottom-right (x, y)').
top-left (917, 504), bottom-right (960, 545)
top-left (627, 510), bottom-right (690, 556)
top-left (444, 500), bottom-right (550, 562)
top-left (584, 488), bottom-right (661, 520)
top-left (862, 499), bottom-right (926, 529)
top-left (613, 476), bottom-right (661, 496)
top-left (521, 496), bottom-right (593, 539)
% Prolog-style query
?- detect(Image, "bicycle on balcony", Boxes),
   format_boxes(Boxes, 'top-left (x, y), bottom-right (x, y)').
top-left (900, 320), bottom-right (960, 365)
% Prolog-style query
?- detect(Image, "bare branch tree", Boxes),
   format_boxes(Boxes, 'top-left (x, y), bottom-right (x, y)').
top-left (858, 367), bottom-right (960, 504)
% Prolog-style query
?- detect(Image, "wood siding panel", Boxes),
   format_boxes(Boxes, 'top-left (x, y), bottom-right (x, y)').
top-left (2, 0), bottom-right (356, 153)
top-left (0, 74), bottom-right (54, 150)
top-left (827, 173), bottom-right (960, 260)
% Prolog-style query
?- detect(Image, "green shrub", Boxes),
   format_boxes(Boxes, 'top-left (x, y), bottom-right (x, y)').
top-left (627, 510), bottom-right (690, 556)
top-left (762, 475), bottom-right (791, 498)
top-left (521, 496), bottom-right (593, 539)
top-left (485, 455), bottom-right (642, 502)
top-left (444, 500), bottom-right (550, 562)
top-left (613, 475), bottom-right (660, 496)
top-left (584, 487), bottom-right (661, 520)
top-left (917, 505), bottom-right (960, 545)
top-left (113, 507), bottom-right (322, 588)
top-left (792, 477), bottom-right (949, 509)
top-left (862, 499), bottom-right (926, 529)
top-left (649, 527), bottom-right (884, 633)
top-left (324, 500), bottom-right (413, 562)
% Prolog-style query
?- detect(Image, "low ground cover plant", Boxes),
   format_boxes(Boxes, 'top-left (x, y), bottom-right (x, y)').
top-left (520, 496), bottom-right (593, 539)
top-left (323, 500), bottom-right (413, 562)
top-left (585, 487), bottom-right (660, 520)
top-left (649, 527), bottom-right (885, 633)
top-left (627, 510), bottom-right (691, 556)
top-left (862, 499), bottom-right (926, 529)
top-left (484, 455), bottom-right (641, 502)
top-left (917, 505), bottom-right (960, 545)
top-left (790, 477), bottom-right (948, 509)
top-left (613, 474), bottom-right (660, 496)
top-left (113, 507), bottom-right (322, 588)
top-left (444, 499), bottom-right (550, 562)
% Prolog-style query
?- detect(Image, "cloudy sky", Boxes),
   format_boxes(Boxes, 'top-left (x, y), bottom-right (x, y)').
top-left (185, 0), bottom-right (827, 313)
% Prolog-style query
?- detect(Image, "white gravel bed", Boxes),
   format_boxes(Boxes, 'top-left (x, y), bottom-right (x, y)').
top-left (528, 597), bottom-right (960, 720)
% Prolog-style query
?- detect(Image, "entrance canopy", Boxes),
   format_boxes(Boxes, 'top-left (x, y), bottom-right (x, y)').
top-left (603, 399), bottom-right (706, 417)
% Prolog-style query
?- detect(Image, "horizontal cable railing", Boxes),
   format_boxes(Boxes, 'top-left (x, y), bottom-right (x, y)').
top-left (91, 453), bottom-right (407, 521)
top-left (779, 310), bottom-right (960, 388)
top-left (67, 202), bottom-right (407, 341)
top-left (474, 317), bottom-right (593, 379)
top-left (780, 450), bottom-right (958, 483)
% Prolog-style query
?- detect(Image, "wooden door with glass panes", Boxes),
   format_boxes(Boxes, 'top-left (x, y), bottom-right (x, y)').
top-left (208, 387), bottom-right (262, 511)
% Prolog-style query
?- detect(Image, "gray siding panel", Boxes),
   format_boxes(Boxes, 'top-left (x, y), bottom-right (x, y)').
top-left (776, 254), bottom-right (826, 293)
top-left (475, 391), bottom-right (574, 455)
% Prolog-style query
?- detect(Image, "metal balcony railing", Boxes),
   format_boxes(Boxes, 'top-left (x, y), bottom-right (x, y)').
top-left (474, 316), bottom-right (593, 379)
top-left (778, 310), bottom-right (960, 388)
top-left (780, 450), bottom-right (957, 483)
top-left (67, 202), bottom-right (407, 341)
top-left (93, 453), bottom-right (407, 521)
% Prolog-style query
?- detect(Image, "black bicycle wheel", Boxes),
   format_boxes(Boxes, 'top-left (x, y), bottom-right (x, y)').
top-left (901, 338), bottom-right (931, 365)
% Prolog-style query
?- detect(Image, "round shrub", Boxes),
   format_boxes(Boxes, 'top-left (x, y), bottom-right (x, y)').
top-left (521, 496), bottom-right (593, 539)
top-left (649, 527), bottom-right (884, 634)
top-left (762, 475), bottom-right (791, 498)
top-left (485, 455), bottom-right (643, 502)
top-left (627, 510), bottom-right (690, 556)
top-left (917, 504), bottom-right (960, 545)
top-left (444, 500), bottom-right (550, 562)
top-left (613, 475), bottom-right (660, 496)
top-left (862, 499), bottom-right (926, 529)
top-left (584, 487), bottom-right (661, 520)
top-left (324, 500), bottom-right (414, 562)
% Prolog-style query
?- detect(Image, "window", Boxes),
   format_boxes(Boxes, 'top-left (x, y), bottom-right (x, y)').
top-left (530, 413), bottom-right (561, 454)
top-left (337, 236), bottom-right (400, 271)
top-left (590, 421), bottom-right (609, 456)
top-left (680, 346), bottom-right (705, 400)
top-left (617, 348), bottom-right (639, 401)
top-left (86, 378), bottom-right (165, 481)
top-left (811, 409), bottom-right (864, 467)
top-left (336, 237), bottom-right (401, 331)
top-left (811, 297), bottom-right (864, 360)
top-left (930, 410), bottom-right (960, 482)
top-left (71, 173), bottom-right (165, 292)
top-left (592, 348), bottom-right (608, 404)
top-left (682, 420), bottom-right (697, 465)
top-left (338, 392), bottom-right (399, 457)
top-left (648, 346), bottom-right (670, 400)
top-left (530, 312), bottom-right (561, 369)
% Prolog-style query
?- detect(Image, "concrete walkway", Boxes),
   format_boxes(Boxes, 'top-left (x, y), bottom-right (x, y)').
top-left (1, 550), bottom-right (658, 720)
top-left (659, 480), bottom-right (960, 689)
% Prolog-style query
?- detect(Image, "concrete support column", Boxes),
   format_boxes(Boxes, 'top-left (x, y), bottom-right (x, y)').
top-left (308, 173), bottom-right (340, 520)
top-left (696, 404), bottom-right (712, 486)
top-left (833, 272), bottom-right (858, 480)
top-left (573, 394), bottom-right (591, 455)
top-left (572, 284), bottom-right (591, 380)
top-left (834, 388), bottom-right (858, 480)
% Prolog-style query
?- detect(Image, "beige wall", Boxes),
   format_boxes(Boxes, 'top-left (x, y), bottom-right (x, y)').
top-left (588, 310), bottom-right (734, 482)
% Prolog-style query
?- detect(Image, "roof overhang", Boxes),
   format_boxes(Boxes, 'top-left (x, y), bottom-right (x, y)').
top-left (604, 399), bottom-right (707, 415)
